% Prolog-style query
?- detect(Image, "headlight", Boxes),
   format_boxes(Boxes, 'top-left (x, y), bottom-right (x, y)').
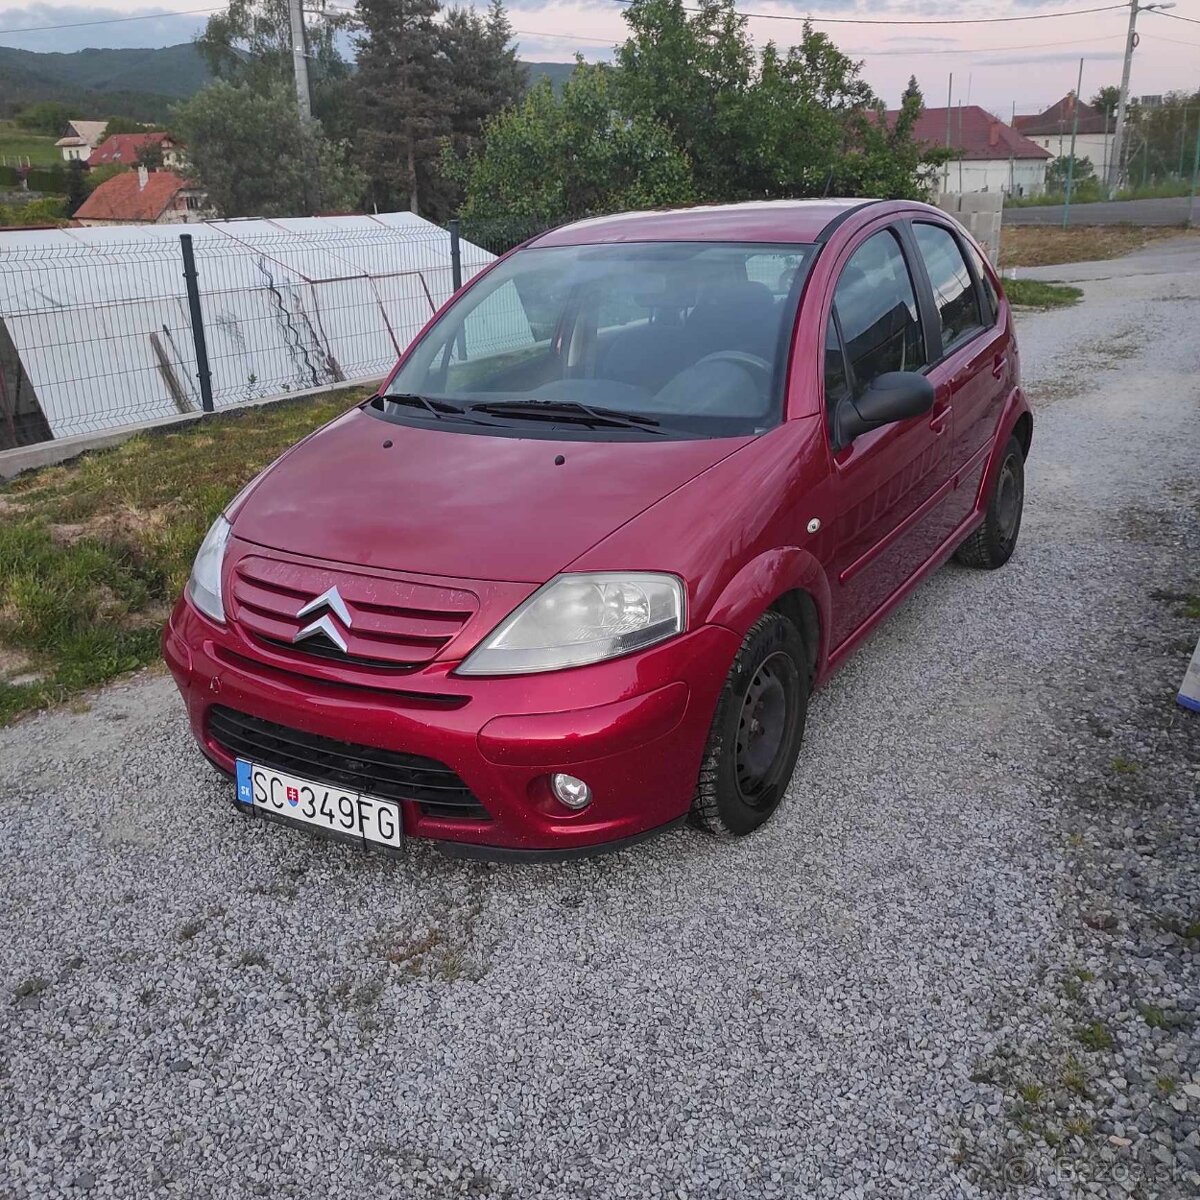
top-left (186, 515), bottom-right (231, 624)
top-left (456, 572), bottom-right (685, 676)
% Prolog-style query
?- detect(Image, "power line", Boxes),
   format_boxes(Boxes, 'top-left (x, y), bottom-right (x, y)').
top-left (1142, 31), bottom-right (1200, 49)
top-left (611, 1), bottom-right (1129, 26)
top-left (850, 33), bottom-right (1128, 58)
top-left (1154, 10), bottom-right (1200, 25)
top-left (0, 7), bottom-right (220, 35)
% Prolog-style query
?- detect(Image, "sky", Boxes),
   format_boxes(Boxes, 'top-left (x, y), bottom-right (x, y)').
top-left (0, 0), bottom-right (1197, 117)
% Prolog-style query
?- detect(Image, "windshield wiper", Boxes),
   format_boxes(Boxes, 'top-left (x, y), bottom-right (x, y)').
top-left (375, 393), bottom-right (505, 427)
top-left (467, 399), bottom-right (665, 434)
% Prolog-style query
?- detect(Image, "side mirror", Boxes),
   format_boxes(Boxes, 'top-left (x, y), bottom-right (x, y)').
top-left (835, 371), bottom-right (934, 445)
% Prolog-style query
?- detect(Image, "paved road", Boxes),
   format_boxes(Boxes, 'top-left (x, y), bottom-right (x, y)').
top-left (3, 244), bottom-right (1200, 1198)
top-left (1005, 194), bottom-right (1195, 226)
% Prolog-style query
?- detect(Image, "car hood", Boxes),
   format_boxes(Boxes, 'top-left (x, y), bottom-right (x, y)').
top-left (231, 408), bottom-right (755, 582)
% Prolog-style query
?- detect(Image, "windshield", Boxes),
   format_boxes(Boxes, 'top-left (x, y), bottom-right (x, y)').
top-left (375, 240), bottom-right (817, 439)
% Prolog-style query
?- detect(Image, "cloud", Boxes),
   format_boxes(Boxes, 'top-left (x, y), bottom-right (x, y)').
top-left (0, 4), bottom-right (210, 52)
top-left (976, 48), bottom-right (1126, 66)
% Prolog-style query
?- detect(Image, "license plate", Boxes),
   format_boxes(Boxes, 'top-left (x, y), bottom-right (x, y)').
top-left (235, 760), bottom-right (403, 850)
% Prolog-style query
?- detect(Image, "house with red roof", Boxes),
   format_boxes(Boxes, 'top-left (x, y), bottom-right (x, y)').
top-left (88, 132), bottom-right (185, 171)
top-left (74, 168), bottom-right (212, 227)
top-left (1014, 94), bottom-right (1114, 181)
top-left (887, 104), bottom-right (1052, 198)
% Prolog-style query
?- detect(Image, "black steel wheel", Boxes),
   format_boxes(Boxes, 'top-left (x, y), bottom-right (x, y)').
top-left (690, 611), bottom-right (809, 838)
top-left (955, 435), bottom-right (1026, 569)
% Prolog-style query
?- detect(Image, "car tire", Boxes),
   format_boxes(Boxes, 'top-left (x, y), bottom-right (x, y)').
top-left (955, 435), bottom-right (1025, 569)
top-left (689, 611), bottom-right (809, 839)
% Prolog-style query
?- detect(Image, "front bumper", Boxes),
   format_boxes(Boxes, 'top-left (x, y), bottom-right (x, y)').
top-left (163, 597), bottom-right (738, 854)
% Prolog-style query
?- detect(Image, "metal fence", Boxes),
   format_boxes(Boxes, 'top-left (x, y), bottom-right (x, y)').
top-left (0, 215), bottom-right (495, 451)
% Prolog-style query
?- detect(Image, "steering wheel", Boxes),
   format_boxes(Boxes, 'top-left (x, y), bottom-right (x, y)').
top-left (692, 350), bottom-right (773, 387)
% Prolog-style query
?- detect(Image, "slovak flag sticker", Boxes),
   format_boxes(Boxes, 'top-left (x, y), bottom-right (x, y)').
top-left (286, 786), bottom-right (300, 806)
top-left (235, 760), bottom-right (254, 805)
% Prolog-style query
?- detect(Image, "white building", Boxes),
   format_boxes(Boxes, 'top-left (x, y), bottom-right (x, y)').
top-left (54, 120), bottom-right (108, 163)
top-left (1015, 95), bottom-right (1115, 182)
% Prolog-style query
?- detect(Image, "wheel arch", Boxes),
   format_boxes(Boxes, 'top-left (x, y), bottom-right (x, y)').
top-left (704, 547), bottom-right (832, 683)
top-left (1012, 410), bottom-right (1033, 459)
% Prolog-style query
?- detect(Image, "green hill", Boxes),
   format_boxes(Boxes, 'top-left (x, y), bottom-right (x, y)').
top-left (0, 46), bottom-right (584, 123)
top-left (0, 44), bottom-right (210, 123)
top-left (525, 62), bottom-right (581, 92)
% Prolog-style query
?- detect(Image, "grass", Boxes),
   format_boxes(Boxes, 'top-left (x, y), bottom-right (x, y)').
top-left (1002, 279), bottom-right (1083, 310)
top-left (1005, 180), bottom-right (1195, 208)
top-left (998, 225), bottom-right (1197, 269)
top-left (1075, 1021), bottom-right (1114, 1052)
top-left (0, 121), bottom-right (61, 169)
top-left (0, 389), bottom-right (367, 726)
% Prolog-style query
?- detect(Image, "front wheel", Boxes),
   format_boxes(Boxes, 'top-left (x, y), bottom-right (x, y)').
top-left (955, 435), bottom-right (1025, 569)
top-left (690, 611), bottom-right (809, 839)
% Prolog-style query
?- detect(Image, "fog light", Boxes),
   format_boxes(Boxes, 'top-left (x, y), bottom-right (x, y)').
top-left (550, 773), bottom-right (592, 810)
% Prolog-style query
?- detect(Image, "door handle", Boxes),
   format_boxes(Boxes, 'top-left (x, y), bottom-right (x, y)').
top-left (930, 408), bottom-right (951, 434)
top-left (992, 355), bottom-right (1007, 380)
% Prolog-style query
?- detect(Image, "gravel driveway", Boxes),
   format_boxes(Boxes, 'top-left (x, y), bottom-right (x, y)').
top-left (3, 239), bottom-right (1199, 1200)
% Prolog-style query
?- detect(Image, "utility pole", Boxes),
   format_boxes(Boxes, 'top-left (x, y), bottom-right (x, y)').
top-left (1064, 59), bottom-right (1085, 228)
top-left (1109, 0), bottom-right (1176, 195)
top-left (289, 0), bottom-right (312, 123)
top-left (943, 73), bottom-right (954, 196)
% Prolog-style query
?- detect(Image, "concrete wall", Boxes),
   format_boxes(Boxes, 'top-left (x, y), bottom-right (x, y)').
top-left (936, 192), bottom-right (1003, 263)
top-left (934, 158), bottom-right (1046, 199)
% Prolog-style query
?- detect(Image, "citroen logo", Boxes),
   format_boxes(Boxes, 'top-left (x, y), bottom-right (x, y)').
top-left (292, 586), bottom-right (352, 653)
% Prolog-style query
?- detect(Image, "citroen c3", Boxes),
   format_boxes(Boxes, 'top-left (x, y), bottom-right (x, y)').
top-left (163, 199), bottom-right (1031, 859)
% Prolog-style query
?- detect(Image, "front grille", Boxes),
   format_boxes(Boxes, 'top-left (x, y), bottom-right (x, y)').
top-left (207, 706), bottom-right (490, 821)
top-left (230, 555), bottom-right (476, 672)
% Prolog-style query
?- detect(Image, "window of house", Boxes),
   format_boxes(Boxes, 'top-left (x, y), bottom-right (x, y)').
top-left (912, 222), bottom-right (984, 352)
top-left (832, 229), bottom-right (926, 397)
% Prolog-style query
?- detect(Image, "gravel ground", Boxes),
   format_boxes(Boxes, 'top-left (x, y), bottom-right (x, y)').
top-left (2, 239), bottom-right (1199, 1200)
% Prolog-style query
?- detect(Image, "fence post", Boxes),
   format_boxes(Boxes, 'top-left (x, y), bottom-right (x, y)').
top-left (449, 218), bottom-right (463, 293)
top-left (179, 233), bottom-right (213, 414)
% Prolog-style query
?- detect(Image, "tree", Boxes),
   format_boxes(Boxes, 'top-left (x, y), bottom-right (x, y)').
top-left (352, 0), bottom-right (527, 219)
top-left (84, 163), bottom-right (129, 194)
top-left (1125, 89), bottom-right (1200, 183)
top-left (135, 141), bottom-right (165, 171)
top-left (1091, 86), bottom-right (1121, 118)
top-left (15, 101), bottom-right (71, 135)
top-left (354, 0), bottom-right (450, 217)
top-left (1046, 154), bottom-right (1095, 191)
top-left (66, 160), bottom-right (88, 215)
top-left (612, 0), bottom-right (938, 202)
top-left (102, 116), bottom-right (153, 136)
top-left (197, 0), bottom-right (352, 134)
top-left (174, 79), bottom-right (364, 217)
top-left (446, 64), bottom-right (695, 222)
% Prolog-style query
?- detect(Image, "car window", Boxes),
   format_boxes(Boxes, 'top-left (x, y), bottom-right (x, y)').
top-left (834, 229), bottom-right (926, 396)
top-left (964, 241), bottom-right (1000, 326)
top-left (912, 223), bottom-right (984, 351)
top-left (384, 241), bottom-right (818, 439)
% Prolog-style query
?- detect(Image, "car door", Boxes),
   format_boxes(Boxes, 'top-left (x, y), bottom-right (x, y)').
top-left (821, 226), bottom-right (954, 652)
top-left (908, 220), bottom-right (1008, 526)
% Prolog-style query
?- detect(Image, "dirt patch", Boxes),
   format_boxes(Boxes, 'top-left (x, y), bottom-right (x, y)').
top-left (48, 504), bottom-right (177, 549)
top-left (999, 226), bottom-right (1197, 269)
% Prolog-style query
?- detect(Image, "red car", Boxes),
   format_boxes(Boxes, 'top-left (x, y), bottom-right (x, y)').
top-left (164, 200), bottom-right (1030, 859)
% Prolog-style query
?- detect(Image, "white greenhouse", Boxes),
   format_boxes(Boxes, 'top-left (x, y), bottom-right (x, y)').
top-left (0, 212), bottom-right (494, 449)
